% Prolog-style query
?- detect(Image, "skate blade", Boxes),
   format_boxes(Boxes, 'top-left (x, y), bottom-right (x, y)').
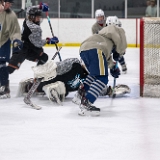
top-left (78, 109), bottom-right (100, 116)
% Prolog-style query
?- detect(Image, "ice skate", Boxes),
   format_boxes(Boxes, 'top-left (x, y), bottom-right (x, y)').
top-left (0, 84), bottom-right (10, 99)
top-left (72, 83), bottom-right (85, 105)
top-left (72, 91), bottom-right (81, 105)
top-left (78, 97), bottom-right (100, 116)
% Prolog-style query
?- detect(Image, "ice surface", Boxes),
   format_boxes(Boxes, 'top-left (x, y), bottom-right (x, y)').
top-left (0, 47), bottom-right (160, 160)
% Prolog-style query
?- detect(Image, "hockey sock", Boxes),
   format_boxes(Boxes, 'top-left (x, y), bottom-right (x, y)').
top-left (83, 75), bottom-right (96, 92)
top-left (0, 62), bottom-right (9, 86)
top-left (86, 76), bottom-right (107, 104)
top-left (118, 56), bottom-right (125, 66)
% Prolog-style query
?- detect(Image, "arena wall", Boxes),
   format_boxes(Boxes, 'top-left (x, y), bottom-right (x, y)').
top-left (18, 18), bottom-right (141, 47)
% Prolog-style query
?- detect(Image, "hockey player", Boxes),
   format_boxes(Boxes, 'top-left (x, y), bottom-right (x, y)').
top-left (20, 58), bottom-right (88, 96)
top-left (106, 16), bottom-right (127, 73)
top-left (0, 0), bottom-right (22, 99)
top-left (92, 9), bottom-right (106, 34)
top-left (92, 15), bottom-right (127, 73)
top-left (7, 3), bottom-right (58, 73)
top-left (77, 23), bottom-right (127, 116)
top-left (5, 4), bottom-right (59, 97)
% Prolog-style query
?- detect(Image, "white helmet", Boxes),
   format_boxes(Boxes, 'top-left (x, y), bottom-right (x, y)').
top-left (95, 9), bottom-right (105, 24)
top-left (106, 16), bottom-right (119, 26)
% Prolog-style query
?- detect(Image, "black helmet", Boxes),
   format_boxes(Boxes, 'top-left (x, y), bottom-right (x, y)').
top-left (28, 8), bottom-right (43, 25)
top-left (29, 8), bottom-right (42, 17)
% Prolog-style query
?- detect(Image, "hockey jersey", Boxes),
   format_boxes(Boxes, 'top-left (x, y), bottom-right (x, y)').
top-left (79, 25), bottom-right (127, 68)
top-left (0, 10), bottom-right (21, 47)
top-left (91, 22), bottom-right (106, 34)
top-left (22, 20), bottom-right (46, 48)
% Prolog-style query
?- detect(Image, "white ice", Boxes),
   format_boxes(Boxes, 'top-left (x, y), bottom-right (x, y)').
top-left (0, 47), bottom-right (160, 160)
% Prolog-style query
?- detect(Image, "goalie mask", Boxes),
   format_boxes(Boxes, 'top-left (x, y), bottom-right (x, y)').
top-left (28, 8), bottom-right (43, 25)
top-left (106, 16), bottom-right (119, 26)
top-left (95, 9), bottom-right (105, 25)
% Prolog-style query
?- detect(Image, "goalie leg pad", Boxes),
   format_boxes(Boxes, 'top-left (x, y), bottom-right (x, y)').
top-left (16, 78), bottom-right (34, 97)
top-left (42, 81), bottom-right (66, 105)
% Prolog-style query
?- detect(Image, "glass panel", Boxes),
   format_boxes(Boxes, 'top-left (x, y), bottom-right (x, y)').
top-left (127, 0), bottom-right (158, 18)
top-left (12, 0), bottom-right (58, 18)
top-left (147, 0), bottom-right (158, 17)
top-left (46, 0), bottom-right (59, 18)
top-left (12, 0), bottom-right (25, 18)
top-left (94, 0), bottom-right (125, 18)
top-left (30, 0), bottom-right (59, 18)
top-left (60, 0), bottom-right (91, 18)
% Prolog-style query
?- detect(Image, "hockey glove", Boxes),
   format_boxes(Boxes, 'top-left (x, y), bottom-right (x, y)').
top-left (39, 2), bottom-right (49, 12)
top-left (12, 39), bottom-right (23, 54)
top-left (112, 48), bottom-right (120, 61)
top-left (46, 37), bottom-right (59, 44)
top-left (110, 64), bottom-right (120, 78)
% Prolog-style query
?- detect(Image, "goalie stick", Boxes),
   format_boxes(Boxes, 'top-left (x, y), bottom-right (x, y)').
top-left (24, 78), bottom-right (43, 110)
top-left (46, 12), bottom-right (62, 61)
top-left (24, 47), bottom-right (62, 110)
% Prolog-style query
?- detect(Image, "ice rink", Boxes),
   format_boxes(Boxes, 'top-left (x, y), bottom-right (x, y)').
top-left (0, 47), bottom-right (160, 160)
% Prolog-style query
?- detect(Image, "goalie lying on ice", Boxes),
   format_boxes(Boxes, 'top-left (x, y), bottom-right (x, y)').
top-left (17, 58), bottom-right (130, 105)
top-left (17, 58), bottom-right (87, 105)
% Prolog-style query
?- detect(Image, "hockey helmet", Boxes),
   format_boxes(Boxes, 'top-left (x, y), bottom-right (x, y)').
top-left (29, 8), bottom-right (42, 17)
top-left (29, 8), bottom-right (43, 25)
top-left (95, 9), bottom-right (105, 24)
top-left (106, 16), bottom-right (119, 26)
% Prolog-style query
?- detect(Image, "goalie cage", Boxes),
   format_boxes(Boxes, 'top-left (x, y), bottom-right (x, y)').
top-left (140, 17), bottom-right (160, 97)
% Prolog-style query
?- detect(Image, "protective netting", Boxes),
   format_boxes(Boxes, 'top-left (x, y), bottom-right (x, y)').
top-left (142, 18), bottom-right (160, 97)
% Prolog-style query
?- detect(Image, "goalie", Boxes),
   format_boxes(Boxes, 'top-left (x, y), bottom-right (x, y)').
top-left (18, 58), bottom-right (88, 105)
top-left (17, 58), bottom-right (130, 105)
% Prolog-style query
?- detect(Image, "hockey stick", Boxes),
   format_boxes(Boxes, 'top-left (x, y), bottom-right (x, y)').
top-left (24, 47), bottom-right (62, 110)
top-left (46, 12), bottom-right (62, 61)
top-left (112, 61), bottom-right (118, 98)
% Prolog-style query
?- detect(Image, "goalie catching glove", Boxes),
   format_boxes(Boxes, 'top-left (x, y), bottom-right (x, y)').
top-left (42, 81), bottom-right (66, 105)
